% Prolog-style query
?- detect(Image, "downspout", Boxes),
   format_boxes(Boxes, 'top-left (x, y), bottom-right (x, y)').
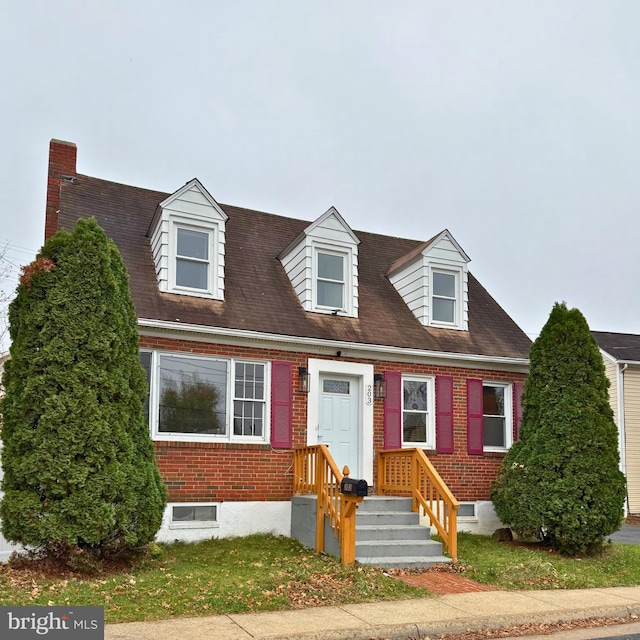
top-left (618, 363), bottom-right (628, 516)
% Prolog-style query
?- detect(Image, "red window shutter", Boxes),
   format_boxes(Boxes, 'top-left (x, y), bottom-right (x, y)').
top-left (271, 361), bottom-right (293, 448)
top-left (436, 376), bottom-right (454, 453)
top-left (467, 378), bottom-right (484, 455)
top-left (513, 381), bottom-right (524, 441)
top-left (383, 371), bottom-right (402, 450)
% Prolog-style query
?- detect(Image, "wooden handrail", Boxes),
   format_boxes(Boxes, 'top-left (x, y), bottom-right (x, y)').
top-left (293, 445), bottom-right (362, 564)
top-left (377, 448), bottom-right (459, 561)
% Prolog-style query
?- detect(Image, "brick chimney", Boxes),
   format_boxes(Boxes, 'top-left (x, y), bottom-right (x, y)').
top-left (45, 139), bottom-right (77, 240)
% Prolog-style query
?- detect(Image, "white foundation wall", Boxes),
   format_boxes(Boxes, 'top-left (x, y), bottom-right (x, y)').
top-left (0, 444), bottom-right (22, 562)
top-left (155, 501), bottom-right (292, 544)
top-left (419, 500), bottom-right (503, 537)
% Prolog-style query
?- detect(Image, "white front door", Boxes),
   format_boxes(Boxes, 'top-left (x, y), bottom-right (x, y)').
top-left (318, 374), bottom-right (359, 477)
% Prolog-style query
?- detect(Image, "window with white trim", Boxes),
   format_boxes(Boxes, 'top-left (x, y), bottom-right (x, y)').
top-left (431, 268), bottom-right (460, 326)
top-left (140, 352), bottom-right (269, 443)
top-left (176, 227), bottom-right (210, 290)
top-left (483, 382), bottom-right (513, 451)
top-left (169, 503), bottom-right (219, 529)
top-left (168, 221), bottom-right (220, 298)
top-left (402, 376), bottom-right (435, 449)
top-left (457, 503), bottom-right (477, 520)
top-left (316, 250), bottom-right (345, 310)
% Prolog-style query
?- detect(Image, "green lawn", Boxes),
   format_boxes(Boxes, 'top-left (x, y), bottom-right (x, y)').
top-left (455, 532), bottom-right (640, 590)
top-left (0, 532), bottom-right (638, 624)
top-left (0, 535), bottom-right (425, 623)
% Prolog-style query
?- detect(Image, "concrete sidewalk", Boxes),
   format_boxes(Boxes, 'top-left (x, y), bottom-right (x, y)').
top-left (104, 586), bottom-right (640, 640)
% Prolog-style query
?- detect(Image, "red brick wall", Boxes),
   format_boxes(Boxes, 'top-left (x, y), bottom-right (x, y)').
top-left (140, 335), bottom-right (526, 504)
top-left (45, 139), bottom-right (77, 241)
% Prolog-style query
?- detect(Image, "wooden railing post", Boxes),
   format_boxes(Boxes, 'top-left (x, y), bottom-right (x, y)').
top-left (410, 453), bottom-right (419, 513)
top-left (377, 451), bottom-right (384, 495)
top-left (448, 503), bottom-right (458, 562)
top-left (315, 449), bottom-right (324, 553)
top-left (339, 495), bottom-right (363, 564)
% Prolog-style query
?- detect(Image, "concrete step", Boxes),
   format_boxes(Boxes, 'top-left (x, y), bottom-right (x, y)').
top-left (356, 511), bottom-right (420, 526)
top-left (356, 538), bottom-right (444, 559)
top-left (356, 524), bottom-right (431, 541)
top-left (357, 496), bottom-right (413, 512)
top-left (356, 554), bottom-right (452, 569)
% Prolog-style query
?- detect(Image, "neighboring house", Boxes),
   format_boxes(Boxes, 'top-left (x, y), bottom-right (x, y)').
top-left (41, 139), bottom-right (530, 541)
top-left (592, 331), bottom-right (640, 517)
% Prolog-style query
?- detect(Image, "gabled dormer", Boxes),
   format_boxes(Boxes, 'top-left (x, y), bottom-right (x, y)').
top-left (147, 179), bottom-right (227, 300)
top-left (278, 207), bottom-right (360, 317)
top-left (388, 229), bottom-right (470, 330)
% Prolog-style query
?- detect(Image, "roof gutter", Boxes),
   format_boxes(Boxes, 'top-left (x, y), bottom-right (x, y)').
top-left (137, 318), bottom-right (529, 369)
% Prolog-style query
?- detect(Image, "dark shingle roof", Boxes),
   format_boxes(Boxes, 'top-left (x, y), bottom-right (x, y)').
top-left (592, 331), bottom-right (640, 362)
top-left (58, 174), bottom-right (531, 360)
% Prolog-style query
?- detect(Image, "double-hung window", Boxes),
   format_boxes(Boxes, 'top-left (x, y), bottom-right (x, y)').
top-left (483, 382), bottom-right (513, 451)
top-left (431, 270), bottom-right (457, 325)
top-left (142, 352), bottom-right (268, 443)
top-left (402, 376), bottom-right (435, 448)
top-left (175, 227), bottom-right (211, 292)
top-left (316, 251), bottom-right (345, 310)
top-left (233, 362), bottom-right (265, 437)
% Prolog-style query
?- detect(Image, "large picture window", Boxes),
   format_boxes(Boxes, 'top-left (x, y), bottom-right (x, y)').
top-left (402, 376), bottom-right (435, 448)
top-left (141, 352), bottom-right (268, 442)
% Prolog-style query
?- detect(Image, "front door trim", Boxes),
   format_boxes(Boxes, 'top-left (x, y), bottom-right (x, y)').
top-left (307, 358), bottom-right (374, 484)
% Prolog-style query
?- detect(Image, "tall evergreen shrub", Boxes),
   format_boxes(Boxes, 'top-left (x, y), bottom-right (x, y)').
top-left (490, 302), bottom-right (625, 555)
top-left (0, 218), bottom-right (166, 562)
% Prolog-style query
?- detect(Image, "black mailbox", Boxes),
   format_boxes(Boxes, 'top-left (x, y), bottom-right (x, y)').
top-left (340, 478), bottom-right (368, 497)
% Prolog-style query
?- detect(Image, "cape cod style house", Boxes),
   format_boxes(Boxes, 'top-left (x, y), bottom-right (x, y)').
top-left (44, 139), bottom-right (530, 554)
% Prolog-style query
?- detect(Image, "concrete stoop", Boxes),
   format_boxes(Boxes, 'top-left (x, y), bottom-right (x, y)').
top-left (355, 496), bottom-right (451, 569)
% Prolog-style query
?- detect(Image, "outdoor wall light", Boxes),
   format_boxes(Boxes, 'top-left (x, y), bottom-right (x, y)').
top-left (374, 373), bottom-right (387, 399)
top-left (298, 366), bottom-right (310, 394)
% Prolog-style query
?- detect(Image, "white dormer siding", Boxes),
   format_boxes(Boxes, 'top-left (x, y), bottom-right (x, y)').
top-left (279, 207), bottom-right (360, 317)
top-left (388, 230), bottom-right (470, 331)
top-left (148, 179), bottom-right (227, 300)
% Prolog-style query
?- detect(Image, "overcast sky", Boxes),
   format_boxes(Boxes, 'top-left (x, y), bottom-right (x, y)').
top-left (1, 1), bottom-right (639, 350)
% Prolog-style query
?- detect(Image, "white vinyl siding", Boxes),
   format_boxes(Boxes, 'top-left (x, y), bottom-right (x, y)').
top-left (149, 179), bottom-right (226, 300)
top-left (604, 359), bottom-right (619, 426)
top-left (279, 207), bottom-right (359, 317)
top-left (280, 243), bottom-right (313, 310)
top-left (388, 230), bottom-right (469, 330)
top-left (389, 262), bottom-right (428, 325)
top-left (624, 366), bottom-right (640, 514)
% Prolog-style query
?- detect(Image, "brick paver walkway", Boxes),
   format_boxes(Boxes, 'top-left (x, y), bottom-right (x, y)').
top-left (395, 571), bottom-right (497, 595)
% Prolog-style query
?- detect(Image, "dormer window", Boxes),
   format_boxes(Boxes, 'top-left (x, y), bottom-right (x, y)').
top-left (317, 250), bottom-right (345, 310)
top-left (388, 230), bottom-right (469, 331)
top-left (431, 269), bottom-right (459, 325)
top-left (278, 207), bottom-right (360, 318)
top-left (176, 227), bottom-right (211, 291)
top-left (147, 178), bottom-right (227, 300)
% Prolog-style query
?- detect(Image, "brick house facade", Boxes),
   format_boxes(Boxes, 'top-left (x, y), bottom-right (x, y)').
top-left (44, 139), bottom-right (530, 541)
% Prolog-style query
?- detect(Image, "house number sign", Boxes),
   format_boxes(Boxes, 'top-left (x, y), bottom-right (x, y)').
top-left (365, 384), bottom-right (373, 405)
